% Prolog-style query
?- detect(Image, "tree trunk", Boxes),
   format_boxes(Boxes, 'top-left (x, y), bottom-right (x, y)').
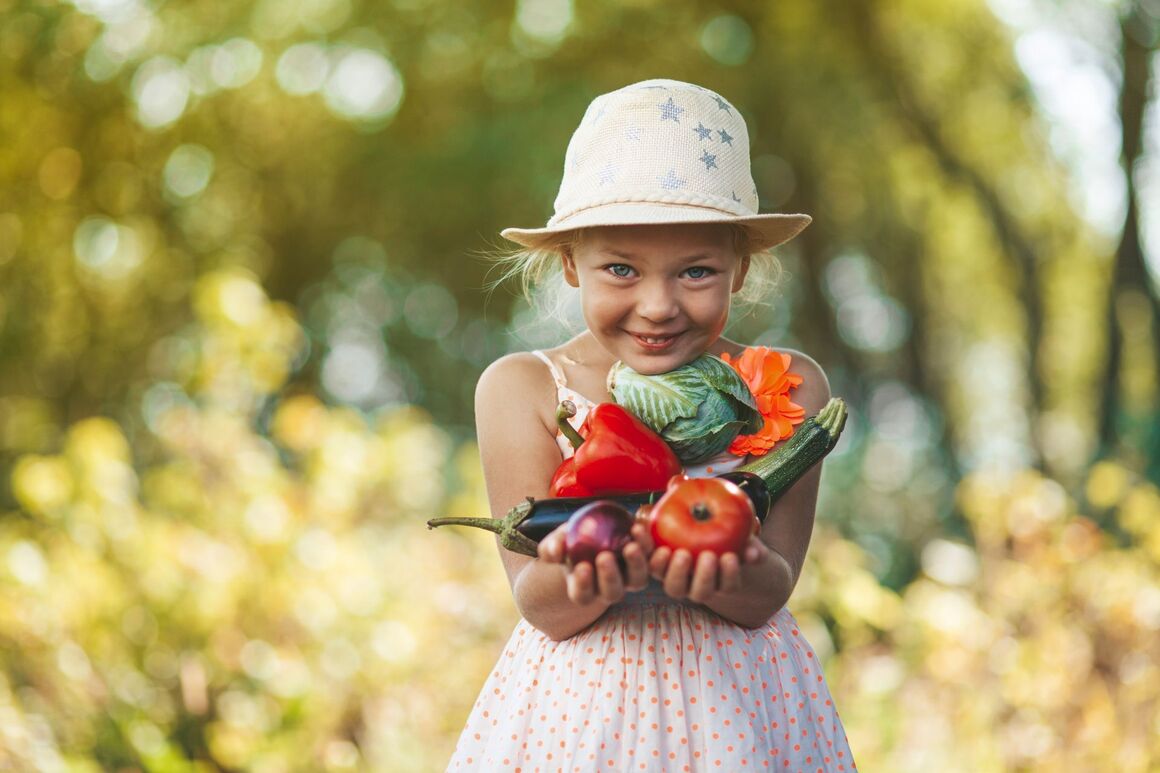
top-left (1098, 4), bottom-right (1160, 474)
top-left (845, 0), bottom-right (1050, 467)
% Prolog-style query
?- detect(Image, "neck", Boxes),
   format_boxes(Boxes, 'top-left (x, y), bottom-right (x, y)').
top-left (568, 331), bottom-right (618, 368)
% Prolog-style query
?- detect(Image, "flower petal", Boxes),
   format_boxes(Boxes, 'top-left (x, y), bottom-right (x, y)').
top-left (724, 346), bottom-right (807, 457)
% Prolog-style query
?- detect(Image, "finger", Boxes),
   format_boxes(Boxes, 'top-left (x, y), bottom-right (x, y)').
top-left (538, 530), bottom-right (564, 563)
top-left (648, 546), bottom-right (672, 579)
top-left (594, 551), bottom-right (625, 603)
top-left (743, 543), bottom-right (760, 564)
top-left (567, 562), bottom-right (596, 605)
top-left (744, 536), bottom-right (766, 565)
top-left (631, 522), bottom-right (655, 555)
top-left (663, 549), bottom-right (694, 599)
top-left (718, 552), bottom-right (742, 593)
top-left (688, 551), bottom-right (719, 603)
top-left (622, 542), bottom-right (650, 591)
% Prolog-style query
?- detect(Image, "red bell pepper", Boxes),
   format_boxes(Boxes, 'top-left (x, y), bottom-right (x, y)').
top-left (547, 401), bottom-right (682, 497)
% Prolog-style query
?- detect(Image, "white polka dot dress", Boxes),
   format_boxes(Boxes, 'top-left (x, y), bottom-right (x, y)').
top-left (446, 353), bottom-right (857, 771)
top-left (448, 591), bottom-right (856, 771)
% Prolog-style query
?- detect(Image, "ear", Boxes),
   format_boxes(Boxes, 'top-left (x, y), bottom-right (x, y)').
top-left (561, 247), bottom-right (580, 288)
top-left (731, 255), bottom-right (751, 293)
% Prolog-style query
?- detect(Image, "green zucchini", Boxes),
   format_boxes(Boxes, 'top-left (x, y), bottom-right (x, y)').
top-left (737, 397), bottom-right (847, 501)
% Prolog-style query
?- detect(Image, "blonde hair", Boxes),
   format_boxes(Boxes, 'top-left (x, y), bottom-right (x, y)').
top-left (487, 225), bottom-right (784, 331)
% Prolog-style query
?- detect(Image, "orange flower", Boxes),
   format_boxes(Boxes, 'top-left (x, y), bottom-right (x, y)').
top-left (720, 346), bottom-right (805, 457)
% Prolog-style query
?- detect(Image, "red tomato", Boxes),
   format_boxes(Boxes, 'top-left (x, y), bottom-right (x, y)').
top-left (649, 475), bottom-right (759, 558)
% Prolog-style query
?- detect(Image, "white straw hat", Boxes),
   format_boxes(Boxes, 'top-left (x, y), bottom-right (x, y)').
top-left (501, 79), bottom-right (811, 252)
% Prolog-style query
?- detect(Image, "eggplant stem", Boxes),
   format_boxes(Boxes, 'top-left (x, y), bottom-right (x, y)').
top-left (426, 500), bottom-right (541, 557)
top-left (556, 401), bottom-right (586, 450)
top-left (426, 516), bottom-right (503, 533)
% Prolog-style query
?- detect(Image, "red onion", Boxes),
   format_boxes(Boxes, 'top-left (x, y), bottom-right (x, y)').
top-left (564, 500), bottom-right (635, 568)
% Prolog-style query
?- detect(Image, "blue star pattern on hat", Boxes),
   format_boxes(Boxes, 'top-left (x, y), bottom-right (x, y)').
top-left (718, 129), bottom-right (734, 146)
top-left (700, 150), bottom-right (718, 170)
top-left (658, 97), bottom-right (684, 123)
top-left (713, 95), bottom-right (732, 113)
top-left (598, 161), bottom-right (616, 185)
top-left (659, 169), bottom-right (687, 190)
top-left (693, 123), bottom-right (712, 141)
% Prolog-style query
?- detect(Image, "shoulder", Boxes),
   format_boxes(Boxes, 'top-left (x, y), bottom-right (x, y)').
top-left (476, 351), bottom-right (554, 404)
top-left (477, 351), bottom-right (550, 389)
top-left (776, 348), bottom-right (830, 413)
top-left (475, 351), bottom-right (559, 430)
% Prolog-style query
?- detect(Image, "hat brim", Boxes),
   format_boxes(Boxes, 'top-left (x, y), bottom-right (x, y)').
top-left (501, 203), bottom-right (811, 252)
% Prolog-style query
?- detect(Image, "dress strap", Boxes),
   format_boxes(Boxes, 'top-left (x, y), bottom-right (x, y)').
top-left (530, 350), bottom-right (568, 388)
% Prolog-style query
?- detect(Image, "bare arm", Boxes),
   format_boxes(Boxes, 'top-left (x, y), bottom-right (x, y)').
top-left (648, 351), bottom-right (831, 628)
top-left (475, 354), bottom-right (649, 641)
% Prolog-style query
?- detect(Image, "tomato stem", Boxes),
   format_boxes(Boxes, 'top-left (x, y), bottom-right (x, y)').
top-left (691, 502), bottom-right (712, 522)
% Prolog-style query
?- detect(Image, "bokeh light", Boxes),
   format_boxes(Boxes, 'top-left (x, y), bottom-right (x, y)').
top-left (276, 42), bottom-right (330, 95)
top-left (322, 45), bottom-right (404, 124)
top-left (73, 216), bottom-right (145, 281)
top-left (131, 56), bottom-right (191, 129)
top-left (513, 0), bottom-right (574, 51)
top-left (163, 144), bottom-right (214, 200)
top-left (700, 15), bottom-right (754, 67)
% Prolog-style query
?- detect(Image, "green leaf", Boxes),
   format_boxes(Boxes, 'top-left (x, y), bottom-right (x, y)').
top-left (607, 360), bottom-right (708, 433)
top-left (608, 354), bottom-right (763, 464)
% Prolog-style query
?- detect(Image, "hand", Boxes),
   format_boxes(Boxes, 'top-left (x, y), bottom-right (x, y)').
top-left (537, 521), bottom-right (654, 605)
top-left (648, 535), bottom-right (769, 604)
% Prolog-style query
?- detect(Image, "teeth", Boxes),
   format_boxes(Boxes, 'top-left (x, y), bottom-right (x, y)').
top-left (639, 335), bottom-right (671, 344)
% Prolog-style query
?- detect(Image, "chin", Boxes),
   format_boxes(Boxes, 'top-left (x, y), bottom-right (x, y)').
top-left (618, 352), bottom-right (698, 375)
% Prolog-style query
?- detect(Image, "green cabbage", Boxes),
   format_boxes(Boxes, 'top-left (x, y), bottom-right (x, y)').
top-left (607, 354), bottom-right (762, 464)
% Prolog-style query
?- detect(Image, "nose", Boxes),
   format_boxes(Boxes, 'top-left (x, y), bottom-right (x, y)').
top-left (635, 279), bottom-right (679, 323)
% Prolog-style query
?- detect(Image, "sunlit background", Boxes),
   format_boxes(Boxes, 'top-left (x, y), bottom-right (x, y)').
top-left (2, 0), bottom-right (1159, 770)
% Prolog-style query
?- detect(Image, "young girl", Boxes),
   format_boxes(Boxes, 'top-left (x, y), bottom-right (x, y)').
top-left (450, 80), bottom-right (855, 771)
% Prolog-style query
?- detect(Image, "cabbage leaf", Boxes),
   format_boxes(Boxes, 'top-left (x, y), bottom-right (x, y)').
top-left (607, 354), bottom-right (762, 464)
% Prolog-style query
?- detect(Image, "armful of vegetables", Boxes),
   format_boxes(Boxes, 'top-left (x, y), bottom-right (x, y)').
top-left (426, 397), bottom-right (847, 558)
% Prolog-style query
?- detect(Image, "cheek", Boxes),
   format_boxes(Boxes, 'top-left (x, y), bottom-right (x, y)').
top-left (580, 287), bottom-right (627, 322)
top-left (690, 288), bottom-right (733, 324)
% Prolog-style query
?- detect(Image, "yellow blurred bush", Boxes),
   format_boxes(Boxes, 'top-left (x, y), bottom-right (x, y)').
top-left (2, 272), bottom-right (1157, 771)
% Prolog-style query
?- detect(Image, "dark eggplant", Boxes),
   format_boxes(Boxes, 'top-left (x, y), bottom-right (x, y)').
top-left (714, 470), bottom-right (772, 523)
top-left (426, 492), bottom-right (655, 557)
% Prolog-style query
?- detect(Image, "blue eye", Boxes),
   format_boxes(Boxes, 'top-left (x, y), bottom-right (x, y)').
top-left (684, 266), bottom-right (714, 279)
top-left (606, 264), bottom-right (633, 278)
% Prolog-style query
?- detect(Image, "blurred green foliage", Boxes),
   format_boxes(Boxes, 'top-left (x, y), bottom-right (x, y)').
top-left (2, 0), bottom-right (1159, 769)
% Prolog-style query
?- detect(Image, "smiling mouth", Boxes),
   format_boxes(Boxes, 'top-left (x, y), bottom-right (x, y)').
top-left (630, 332), bottom-right (681, 349)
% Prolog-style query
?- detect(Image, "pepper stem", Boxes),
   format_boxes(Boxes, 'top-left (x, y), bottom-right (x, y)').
top-left (555, 400), bottom-right (586, 450)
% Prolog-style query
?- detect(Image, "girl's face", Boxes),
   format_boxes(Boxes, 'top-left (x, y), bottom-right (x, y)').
top-left (561, 223), bottom-right (749, 375)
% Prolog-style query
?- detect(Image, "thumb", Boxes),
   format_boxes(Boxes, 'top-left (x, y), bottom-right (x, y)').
top-left (744, 537), bottom-right (766, 565)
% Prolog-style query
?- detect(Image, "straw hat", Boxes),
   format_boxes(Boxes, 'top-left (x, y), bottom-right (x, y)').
top-left (501, 79), bottom-right (811, 252)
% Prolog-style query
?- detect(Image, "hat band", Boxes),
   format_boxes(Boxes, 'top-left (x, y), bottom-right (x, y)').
top-left (548, 191), bottom-right (753, 228)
